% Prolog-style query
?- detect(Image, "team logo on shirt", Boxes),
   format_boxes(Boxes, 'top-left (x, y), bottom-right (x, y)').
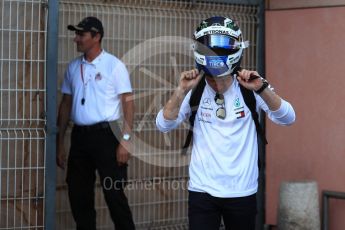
top-left (201, 98), bottom-right (213, 111)
top-left (233, 97), bottom-right (245, 119)
top-left (95, 72), bottom-right (102, 81)
top-left (235, 110), bottom-right (245, 119)
top-left (198, 98), bottom-right (213, 123)
top-left (201, 111), bottom-right (211, 118)
top-left (234, 97), bottom-right (241, 108)
top-left (202, 98), bottom-right (211, 106)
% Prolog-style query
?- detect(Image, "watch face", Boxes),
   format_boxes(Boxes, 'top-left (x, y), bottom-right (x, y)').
top-left (123, 134), bottom-right (131, 141)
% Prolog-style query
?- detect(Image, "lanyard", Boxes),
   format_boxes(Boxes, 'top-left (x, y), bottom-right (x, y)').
top-left (80, 64), bottom-right (86, 105)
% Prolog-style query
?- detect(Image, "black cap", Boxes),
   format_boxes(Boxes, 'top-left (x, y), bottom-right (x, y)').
top-left (67, 17), bottom-right (104, 37)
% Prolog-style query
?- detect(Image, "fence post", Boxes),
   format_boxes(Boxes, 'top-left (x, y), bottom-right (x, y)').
top-left (45, 0), bottom-right (59, 229)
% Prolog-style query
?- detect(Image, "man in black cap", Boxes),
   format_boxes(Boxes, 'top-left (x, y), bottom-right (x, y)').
top-left (57, 16), bottom-right (136, 230)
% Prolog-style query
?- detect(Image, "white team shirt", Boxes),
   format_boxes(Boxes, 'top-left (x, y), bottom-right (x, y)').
top-left (61, 50), bottom-right (132, 125)
top-left (156, 79), bottom-right (295, 198)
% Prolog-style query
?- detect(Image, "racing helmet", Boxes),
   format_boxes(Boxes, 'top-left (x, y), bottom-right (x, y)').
top-left (193, 16), bottom-right (248, 77)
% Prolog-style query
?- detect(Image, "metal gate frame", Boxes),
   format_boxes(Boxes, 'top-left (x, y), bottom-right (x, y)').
top-left (1, 0), bottom-right (50, 229)
top-left (44, 0), bottom-right (265, 229)
top-left (45, 1), bottom-right (59, 229)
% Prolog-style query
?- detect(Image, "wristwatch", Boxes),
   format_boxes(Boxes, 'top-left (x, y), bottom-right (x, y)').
top-left (255, 78), bottom-right (269, 94)
top-left (122, 133), bottom-right (131, 141)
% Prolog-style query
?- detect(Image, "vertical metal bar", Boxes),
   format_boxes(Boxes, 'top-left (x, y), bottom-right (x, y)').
top-left (22, 2), bottom-right (27, 127)
top-left (15, 1), bottom-right (19, 127)
top-left (6, 132), bottom-right (10, 228)
top-left (0, 0), bottom-right (3, 127)
top-left (14, 1), bottom-right (19, 228)
top-left (21, 130), bottom-right (25, 228)
top-left (257, 0), bottom-right (266, 229)
top-left (322, 191), bottom-right (345, 230)
top-left (45, 0), bottom-right (59, 229)
top-left (322, 193), bottom-right (329, 230)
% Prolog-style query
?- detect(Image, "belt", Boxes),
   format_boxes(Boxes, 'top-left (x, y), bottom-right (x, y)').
top-left (73, 122), bottom-right (110, 132)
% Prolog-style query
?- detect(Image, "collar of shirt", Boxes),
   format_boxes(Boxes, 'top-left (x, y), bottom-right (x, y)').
top-left (81, 49), bottom-right (105, 65)
top-left (205, 78), bottom-right (235, 97)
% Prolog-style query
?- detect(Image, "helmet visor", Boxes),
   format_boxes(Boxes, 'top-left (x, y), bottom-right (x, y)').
top-left (195, 34), bottom-right (241, 55)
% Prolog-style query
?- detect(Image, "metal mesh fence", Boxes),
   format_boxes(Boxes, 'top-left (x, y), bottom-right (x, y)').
top-left (0, 0), bottom-right (47, 229)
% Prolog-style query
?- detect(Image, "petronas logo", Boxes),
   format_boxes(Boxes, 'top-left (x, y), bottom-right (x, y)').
top-left (234, 97), bottom-right (241, 108)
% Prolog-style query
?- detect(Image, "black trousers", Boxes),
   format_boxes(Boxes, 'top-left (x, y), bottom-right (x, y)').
top-left (66, 123), bottom-right (135, 230)
top-left (188, 191), bottom-right (257, 230)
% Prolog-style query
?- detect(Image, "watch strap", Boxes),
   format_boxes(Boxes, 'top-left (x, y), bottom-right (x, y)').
top-left (255, 79), bottom-right (269, 94)
top-left (122, 133), bottom-right (131, 141)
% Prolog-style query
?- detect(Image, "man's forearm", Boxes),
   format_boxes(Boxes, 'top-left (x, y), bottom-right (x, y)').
top-left (57, 110), bottom-right (70, 145)
top-left (121, 93), bottom-right (134, 134)
top-left (57, 96), bottom-right (72, 144)
top-left (257, 87), bottom-right (282, 111)
top-left (163, 87), bottom-right (187, 120)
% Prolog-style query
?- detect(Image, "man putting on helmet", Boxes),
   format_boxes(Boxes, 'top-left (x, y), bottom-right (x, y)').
top-left (156, 16), bottom-right (296, 230)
